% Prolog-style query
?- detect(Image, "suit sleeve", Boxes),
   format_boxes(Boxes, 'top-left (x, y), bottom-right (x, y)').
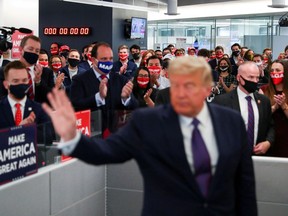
top-left (70, 74), bottom-right (98, 111)
top-left (235, 117), bottom-right (258, 216)
top-left (264, 98), bottom-right (274, 146)
top-left (70, 111), bottom-right (143, 165)
top-left (35, 68), bottom-right (54, 103)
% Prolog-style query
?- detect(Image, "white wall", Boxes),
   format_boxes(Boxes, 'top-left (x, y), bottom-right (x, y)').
top-left (0, 0), bottom-right (39, 35)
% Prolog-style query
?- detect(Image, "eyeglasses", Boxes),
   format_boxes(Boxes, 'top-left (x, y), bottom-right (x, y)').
top-left (138, 74), bottom-right (149, 78)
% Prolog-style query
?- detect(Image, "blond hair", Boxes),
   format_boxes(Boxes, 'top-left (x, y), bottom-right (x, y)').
top-left (168, 56), bottom-right (212, 85)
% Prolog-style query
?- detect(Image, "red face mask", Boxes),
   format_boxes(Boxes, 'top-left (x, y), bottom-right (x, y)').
top-left (119, 53), bottom-right (128, 61)
top-left (148, 66), bottom-right (161, 75)
top-left (39, 61), bottom-right (48, 67)
top-left (52, 63), bottom-right (62, 71)
top-left (263, 58), bottom-right (269, 63)
top-left (216, 53), bottom-right (223, 59)
top-left (270, 71), bottom-right (284, 85)
top-left (137, 77), bottom-right (149, 88)
top-left (210, 55), bottom-right (216, 60)
top-left (86, 53), bottom-right (92, 61)
top-left (51, 50), bottom-right (58, 55)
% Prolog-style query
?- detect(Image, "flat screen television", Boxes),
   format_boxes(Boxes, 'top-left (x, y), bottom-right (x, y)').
top-left (130, 17), bottom-right (146, 39)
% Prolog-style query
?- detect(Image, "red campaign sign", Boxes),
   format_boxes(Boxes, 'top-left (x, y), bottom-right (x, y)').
top-left (11, 30), bottom-right (33, 59)
top-left (61, 110), bottom-right (91, 162)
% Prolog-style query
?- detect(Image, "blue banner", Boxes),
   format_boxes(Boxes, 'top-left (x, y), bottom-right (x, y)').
top-left (0, 124), bottom-right (38, 185)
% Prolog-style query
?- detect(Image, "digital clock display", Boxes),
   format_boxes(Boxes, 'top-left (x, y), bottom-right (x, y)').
top-left (43, 27), bottom-right (91, 36)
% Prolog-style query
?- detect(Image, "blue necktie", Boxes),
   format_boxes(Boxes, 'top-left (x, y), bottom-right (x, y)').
top-left (191, 118), bottom-right (211, 197)
top-left (245, 96), bottom-right (254, 147)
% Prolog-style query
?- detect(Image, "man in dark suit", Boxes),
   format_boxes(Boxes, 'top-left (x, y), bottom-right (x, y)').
top-left (155, 87), bottom-right (170, 105)
top-left (213, 61), bottom-right (274, 155)
top-left (208, 45), bottom-right (224, 71)
top-left (43, 56), bottom-right (257, 216)
top-left (229, 43), bottom-right (243, 76)
top-left (0, 35), bottom-right (54, 104)
top-left (0, 61), bottom-right (49, 129)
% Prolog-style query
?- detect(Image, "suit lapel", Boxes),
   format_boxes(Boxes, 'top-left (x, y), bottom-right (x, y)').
top-left (2, 97), bottom-right (16, 126)
top-left (253, 92), bottom-right (262, 141)
top-left (230, 90), bottom-right (241, 111)
top-left (161, 105), bottom-right (202, 194)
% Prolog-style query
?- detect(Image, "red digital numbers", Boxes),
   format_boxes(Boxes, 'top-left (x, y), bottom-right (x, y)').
top-left (43, 27), bottom-right (91, 36)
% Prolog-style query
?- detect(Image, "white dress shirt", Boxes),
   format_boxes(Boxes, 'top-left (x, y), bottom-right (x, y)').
top-left (237, 87), bottom-right (259, 146)
top-left (7, 95), bottom-right (27, 120)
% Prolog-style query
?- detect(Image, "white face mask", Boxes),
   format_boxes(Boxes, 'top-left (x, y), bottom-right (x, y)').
top-left (255, 62), bottom-right (262, 66)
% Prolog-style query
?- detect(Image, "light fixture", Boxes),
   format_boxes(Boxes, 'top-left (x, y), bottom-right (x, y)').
top-left (268, 0), bottom-right (288, 8)
top-left (61, 0), bottom-right (161, 12)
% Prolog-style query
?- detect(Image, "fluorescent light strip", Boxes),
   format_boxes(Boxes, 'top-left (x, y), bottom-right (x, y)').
top-left (61, 0), bottom-right (160, 12)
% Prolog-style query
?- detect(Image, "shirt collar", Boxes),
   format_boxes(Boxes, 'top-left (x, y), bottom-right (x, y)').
top-left (179, 102), bottom-right (210, 127)
top-left (7, 95), bottom-right (27, 109)
top-left (92, 67), bottom-right (110, 79)
top-left (237, 87), bottom-right (255, 101)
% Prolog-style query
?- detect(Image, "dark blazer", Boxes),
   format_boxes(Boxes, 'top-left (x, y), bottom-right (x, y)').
top-left (78, 61), bottom-right (91, 71)
top-left (71, 103), bottom-right (257, 216)
top-left (213, 89), bottom-right (274, 146)
top-left (70, 68), bottom-right (138, 111)
top-left (0, 96), bottom-right (50, 129)
top-left (155, 87), bottom-right (170, 105)
top-left (229, 57), bottom-right (239, 76)
top-left (1, 59), bottom-right (10, 67)
top-left (0, 66), bottom-right (54, 104)
top-left (111, 60), bottom-right (137, 80)
top-left (208, 58), bottom-right (217, 70)
top-left (59, 65), bottom-right (86, 95)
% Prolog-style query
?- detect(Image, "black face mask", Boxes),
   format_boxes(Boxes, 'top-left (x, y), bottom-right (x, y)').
top-left (132, 53), bottom-right (140, 60)
top-left (240, 76), bottom-right (258, 93)
top-left (232, 50), bottom-right (240, 57)
top-left (219, 66), bottom-right (229, 72)
top-left (68, 58), bottom-right (80, 67)
top-left (9, 84), bottom-right (30, 99)
top-left (23, 51), bottom-right (39, 65)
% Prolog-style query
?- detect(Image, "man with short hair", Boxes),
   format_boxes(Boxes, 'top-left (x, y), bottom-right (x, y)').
top-left (154, 49), bottom-right (163, 59)
top-left (162, 47), bottom-right (171, 57)
top-left (0, 60), bottom-right (49, 129)
top-left (229, 43), bottom-right (242, 75)
top-left (111, 44), bottom-right (137, 80)
top-left (129, 44), bottom-right (141, 67)
top-left (0, 35), bottom-right (54, 104)
top-left (208, 45), bottom-right (224, 70)
top-left (43, 56), bottom-right (257, 216)
top-left (78, 44), bottom-right (93, 71)
top-left (213, 61), bottom-right (274, 155)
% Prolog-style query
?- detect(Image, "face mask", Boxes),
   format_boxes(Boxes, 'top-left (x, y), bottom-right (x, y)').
top-left (119, 53), bottom-right (128, 61)
top-left (137, 77), bottom-right (149, 88)
top-left (270, 72), bottom-right (284, 85)
top-left (148, 66), bottom-right (161, 75)
top-left (210, 55), bottom-right (216, 60)
top-left (68, 58), bottom-right (80, 67)
top-left (23, 51), bottom-right (39, 65)
top-left (52, 63), bottom-right (62, 71)
top-left (263, 58), bottom-right (268, 63)
top-left (38, 61), bottom-right (49, 67)
top-left (255, 62), bottom-right (262, 66)
top-left (132, 53), bottom-right (140, 60)
top-left (9, 84), bottom-right (30, 100)
top-left (86, 53), bottom-right (92, 61)
top-left (240, 76), bottom-right (258, 93)
top-left (97, 61), bottom-right (113, 74)
top-left (219, 66), bottom-right (229, 72)
top-left (232, 50), bottom-right (240, 56)
top-left (216, 53), bottom-right (223, 59)
top-left (51, 50), bottom-right (58, 55)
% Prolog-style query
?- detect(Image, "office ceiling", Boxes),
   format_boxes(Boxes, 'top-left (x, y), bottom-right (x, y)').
top-left (178, 0), bottom-right (239, 6)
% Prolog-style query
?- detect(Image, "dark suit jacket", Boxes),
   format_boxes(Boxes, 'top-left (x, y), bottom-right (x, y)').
top-left (0, 96), bottom-right (50, 129)
top-left (59, 65), bottom-right (86, 95)
top-left (71, 103), bottom-right (257, 216)
top-left (111, 60), bottom-right (137, 80)
top-left (78, 61), bottom-right (91, 71)
top-left (155, 87), bottom-right (170, 105)
top-left (208, 58), bottom-right (217, 70)
top-left (213, 89), bottom-right (274, 146)
top-left (229, 57), bottom-right (238, 76)
top-left (0, 66), bottom-right (54, 104)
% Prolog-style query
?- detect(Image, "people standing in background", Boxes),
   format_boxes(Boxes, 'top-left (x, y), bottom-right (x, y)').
top-left (208, 46), bottom-right (224, 70)
top-left (140, 49), bottom-right (155, 67)
top-left (38, 49), bottom-right (49, 68)
top-left (229, 43), bottom-right (243, 76)
top-left (78, 44), bottom-right (93, 71)
top-left (49, 55), bottom-right (65, 90)
top-left (154, 49), bottom-right (163, 59)
top-left (50, 42), bottom-right (60, 56)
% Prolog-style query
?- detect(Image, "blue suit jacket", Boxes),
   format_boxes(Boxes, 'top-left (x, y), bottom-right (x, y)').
top-left (111, 60), bottom-right (137, 80)
top-left (71, 103), bottom-right (257, 216)
top-left (0, 96), bottom-right (50, 130)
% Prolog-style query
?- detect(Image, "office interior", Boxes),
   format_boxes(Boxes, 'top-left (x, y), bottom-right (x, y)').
top-left (0, 0), bottom-right (288, 216)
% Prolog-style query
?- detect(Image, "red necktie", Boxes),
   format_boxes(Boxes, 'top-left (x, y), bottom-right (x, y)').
top-left (15, 103), bottom-right (22, 126)
top-left (27, 68), bottom-right (35, 100)
top-left (100, 75), bottom-right (108, 86)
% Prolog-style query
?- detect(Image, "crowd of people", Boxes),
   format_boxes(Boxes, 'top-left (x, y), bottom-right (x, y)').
top-left (0, 35), bottom-right (287, 157)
